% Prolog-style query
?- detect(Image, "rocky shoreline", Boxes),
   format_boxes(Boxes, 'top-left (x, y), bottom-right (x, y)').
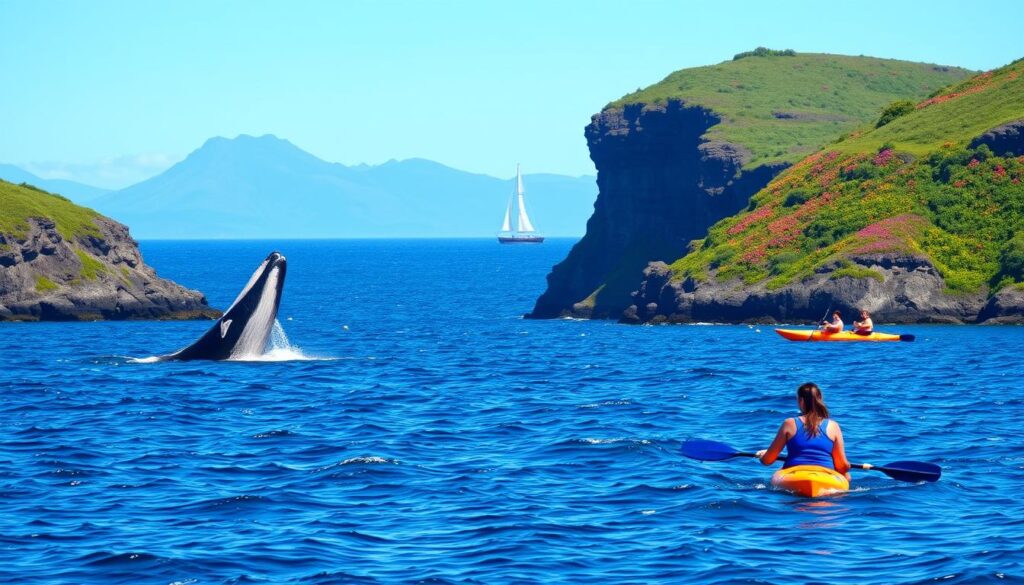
top-left (0, 212), bottom-right (219, 322)
top-left (624, 254), bottom-right (1024, 325)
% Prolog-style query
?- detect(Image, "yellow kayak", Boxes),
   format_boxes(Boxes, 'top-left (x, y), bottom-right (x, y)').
top-left (771, 465), bottom-right (850, 497)
top-left (774, 328), bottom-right (914, 342)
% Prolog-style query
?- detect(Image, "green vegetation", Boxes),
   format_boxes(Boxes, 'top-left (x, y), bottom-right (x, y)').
top-left (0, 179), bottom-right (102, 240)
top-left (733, 47), bottom-right (796, 60)
top-left (35, 276), bottom-right (59, 292)
top-left (610, 53), bottom-right (972, 168)
top-left (830, 262), bottom-right (885, 282)
top-left (669, 59), bottom-right (1024, 295)
top-left (875, 100), bottom-right (916, 127)
top-left (838, 65), bottom-right (1024, 156)
top-left (75, 248), bottom-right (106, 280)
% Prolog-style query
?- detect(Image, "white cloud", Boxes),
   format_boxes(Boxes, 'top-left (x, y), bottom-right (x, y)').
top-left (21, 152), bottom-right (182, 190)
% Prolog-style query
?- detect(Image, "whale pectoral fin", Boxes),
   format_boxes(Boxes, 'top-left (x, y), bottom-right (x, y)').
top-left (220, 319), bottom-right (233, 338)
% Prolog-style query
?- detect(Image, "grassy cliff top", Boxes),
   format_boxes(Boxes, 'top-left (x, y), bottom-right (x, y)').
top-left (0, 179), bottom-right (102, 240)
top-left (610, 51), bottom-right (973, 168)
top-left (669, 58), bottom-right (1024, 295)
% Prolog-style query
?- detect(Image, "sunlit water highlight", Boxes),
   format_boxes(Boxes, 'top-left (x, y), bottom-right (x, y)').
top-left (1, 240), bottom-right (1022, 583)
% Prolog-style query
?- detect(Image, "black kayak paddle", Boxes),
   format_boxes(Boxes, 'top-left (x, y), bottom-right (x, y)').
top-left (680, 439), bottom-right (941, 483)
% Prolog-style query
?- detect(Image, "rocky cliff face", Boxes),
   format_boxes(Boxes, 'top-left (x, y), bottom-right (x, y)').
top-left (528, 100), bottom-right (787, 319)
top-left (0, 215), bottom-right (219, 321)
top-left (625, 254), bottom-right (1024, 324)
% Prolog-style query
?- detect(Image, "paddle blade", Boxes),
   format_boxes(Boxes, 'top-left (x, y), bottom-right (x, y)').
top-left (680, 439), bottom-right (743, 461)
top-left (900, 334), bottom-right (916, 342)
top-left (876, 460), bottom-right (941, 482)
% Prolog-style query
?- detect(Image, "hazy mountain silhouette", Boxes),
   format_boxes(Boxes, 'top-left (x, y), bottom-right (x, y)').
top-left (92, 134), bottom-right (597, 238)
top-left (0, 164), bottom-right (110, 202)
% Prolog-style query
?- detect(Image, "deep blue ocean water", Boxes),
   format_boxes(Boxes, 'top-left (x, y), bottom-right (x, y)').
top-left (1, 239), bottom-right (1022, 584)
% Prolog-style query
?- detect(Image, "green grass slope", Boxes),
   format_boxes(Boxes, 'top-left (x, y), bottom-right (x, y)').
top-left (0, 179), bottom-right (102, 240)
top-left (611, 50), bottom-right (972, 168)
top-left (670, 58), bottom-right (1024, 295)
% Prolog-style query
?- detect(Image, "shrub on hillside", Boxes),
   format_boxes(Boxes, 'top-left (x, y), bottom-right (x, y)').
top-left (733, 47), bottom-right (797, 60)
top-left (783, 189), bottom-right (811, 207)
top-left (1001, 232), bottom-right (1024, 282)
top-left (875, 100), bottom-right (916, 127)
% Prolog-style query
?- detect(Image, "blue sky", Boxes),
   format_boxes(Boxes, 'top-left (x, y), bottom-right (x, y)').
top-left (2, 0), bottom-right (1022, 188)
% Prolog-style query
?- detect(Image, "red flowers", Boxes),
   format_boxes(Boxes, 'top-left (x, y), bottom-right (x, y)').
top-left (853, 214), bottom-right (927, 254)
top-left (917, 72), bottom-right (996, 109)
top-left (872, 149), bottom-right (894, 166)
top-left (953, 180), bottom-right (967, 188)
top-left (727, 206), bottom-right (773, 235)
top-left (994, 164), bottom-right (1007, 177)
top-left (968, 159), bottom-right (980, 169)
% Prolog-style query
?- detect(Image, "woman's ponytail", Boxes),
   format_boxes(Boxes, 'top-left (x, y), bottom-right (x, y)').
top-left (797, 382), bottom-right (830, 436)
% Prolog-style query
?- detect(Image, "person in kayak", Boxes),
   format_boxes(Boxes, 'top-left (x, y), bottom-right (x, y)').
top-left (755, 382), bottom-right (852, 479)
top-left (853, 309), bottom-right (873, 336)
top-left (820, 310), bottom-right (843, 333)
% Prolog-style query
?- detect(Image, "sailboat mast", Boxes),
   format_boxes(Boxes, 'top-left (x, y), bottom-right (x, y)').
top-left (515, 163), bottom-right (522, 232)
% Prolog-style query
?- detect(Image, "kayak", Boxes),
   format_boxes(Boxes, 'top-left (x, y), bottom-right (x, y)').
top-left (771, 465), bottom-right (850, 497)
top-left (774, 328), bottom-right (913, 342)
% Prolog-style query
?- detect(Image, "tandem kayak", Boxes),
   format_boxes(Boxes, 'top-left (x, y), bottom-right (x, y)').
top-left (774, 328), bottom-right (914, 342)
top-left (771, 465), bottom-right (850, 497)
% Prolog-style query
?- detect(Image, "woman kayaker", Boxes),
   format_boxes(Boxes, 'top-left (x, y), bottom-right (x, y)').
top-left (755, 382), bottom-right (852, 479)
top-left (820, 310), bottom-right (843, 333)
top-left (853, 309), bottom-right (874, 336)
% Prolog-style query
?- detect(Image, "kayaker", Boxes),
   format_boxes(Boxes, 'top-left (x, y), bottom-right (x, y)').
top-left (820, 310), bottom-right (843, 333)
top-left (853, 309), bottom-right (873, 336)
top-left (755, 382), bottom-right (852, 479)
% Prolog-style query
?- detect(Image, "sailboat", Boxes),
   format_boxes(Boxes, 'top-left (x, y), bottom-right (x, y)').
top-left (498, 163), bottom-right (544, 244)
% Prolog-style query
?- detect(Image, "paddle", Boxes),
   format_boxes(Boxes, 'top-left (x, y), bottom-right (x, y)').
top-left (680, 439), bottom-right (941, 483)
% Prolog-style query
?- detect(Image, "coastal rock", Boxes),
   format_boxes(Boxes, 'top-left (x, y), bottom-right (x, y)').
top-left (970, 119), bottom-right (1024, 156)
top-left (624, 254), bottom-right (1010, 324)
top-left (0, 215), bottom-right (219, 321)
top-left (977, 287), bottom-right (1024, 324)
top-left (528, 99), bottom-right (788, 319)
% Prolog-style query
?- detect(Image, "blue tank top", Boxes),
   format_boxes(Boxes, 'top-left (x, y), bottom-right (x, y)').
top-left (783, 417), bottom-right (835, 469)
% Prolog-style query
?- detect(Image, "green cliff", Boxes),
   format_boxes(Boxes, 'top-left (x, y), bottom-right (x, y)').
top-left (530, 51), bottom-right (972, 319)
top-left (629, 58), bottom-right (1024, 324)
top-left (0, 180), bottom-right (219, 321)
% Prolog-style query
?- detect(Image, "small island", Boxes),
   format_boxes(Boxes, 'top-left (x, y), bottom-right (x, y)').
top-left (0, 179), bottom-right (219, 321)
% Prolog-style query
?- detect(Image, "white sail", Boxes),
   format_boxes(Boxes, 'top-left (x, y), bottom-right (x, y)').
top-left (500, 196), bottom-right (513, 232)
top-left (514, 164), bottom-right (536, 233)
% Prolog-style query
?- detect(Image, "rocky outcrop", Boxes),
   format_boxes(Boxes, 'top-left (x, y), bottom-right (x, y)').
top-left (527, 99), bottom-right (788, 319)
top-left (624, 254), bottom-right (1020, 324)
top-left (970, 119), bottom-right (1024, 156)
top-left (977, 286), bottom-right (1024, 324)
top-left (0, 216), bottom-right (220, 321)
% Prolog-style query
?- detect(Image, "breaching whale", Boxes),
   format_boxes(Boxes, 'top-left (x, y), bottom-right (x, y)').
top-left (162, 251), bottom-right (287, 361)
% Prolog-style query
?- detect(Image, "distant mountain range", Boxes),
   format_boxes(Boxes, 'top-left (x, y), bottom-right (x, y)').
top-left (3, 135), bottom-right (596, 239)
top-left (0, 164), bottom-right (111, 202)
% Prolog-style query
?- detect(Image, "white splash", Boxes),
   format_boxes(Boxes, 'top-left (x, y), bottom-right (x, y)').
top-left (241, 320), bottom-right (333, 362)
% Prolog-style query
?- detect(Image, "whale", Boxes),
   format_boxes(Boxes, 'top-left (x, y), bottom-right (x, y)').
top-left (162, 251), bottom-right (287, 361)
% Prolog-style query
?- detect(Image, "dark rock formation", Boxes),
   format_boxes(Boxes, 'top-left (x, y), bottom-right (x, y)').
top-left (528, 99), bottom-right (788, 319)
top-left (977, 286), bottom-right (1024, 324)
top-left (970, 119), bottom-right (1024, 156)
top-left (624, 254), bottom-right (1020, 324)
top-left (0, 217), bottom-right (220, 321)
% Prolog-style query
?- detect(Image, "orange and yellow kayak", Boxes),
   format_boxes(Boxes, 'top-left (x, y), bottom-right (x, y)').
top-left (774, 328), bottom-right (912, 342)
top-left (771, 465), bottom-right (850, 497)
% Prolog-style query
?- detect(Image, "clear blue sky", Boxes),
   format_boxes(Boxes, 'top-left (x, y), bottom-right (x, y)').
top-left (2, 0), bottom-right (1022, 188)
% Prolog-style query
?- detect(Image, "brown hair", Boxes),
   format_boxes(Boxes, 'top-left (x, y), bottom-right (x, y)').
top-left (797, 382), bottom-right (830, 437)
top-left (832, 310), bottom-right (842, 318)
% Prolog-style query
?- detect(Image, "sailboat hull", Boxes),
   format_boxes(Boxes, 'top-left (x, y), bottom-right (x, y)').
top-left (498, 235), bottom-right (545, 244)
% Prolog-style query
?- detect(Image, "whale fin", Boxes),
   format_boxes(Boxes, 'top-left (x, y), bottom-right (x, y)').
top-left (159, 251), bottom-right (287, 361)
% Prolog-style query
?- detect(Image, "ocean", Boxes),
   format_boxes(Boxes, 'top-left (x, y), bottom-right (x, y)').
top-left (1, 239), bottom-right (1021, 583)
